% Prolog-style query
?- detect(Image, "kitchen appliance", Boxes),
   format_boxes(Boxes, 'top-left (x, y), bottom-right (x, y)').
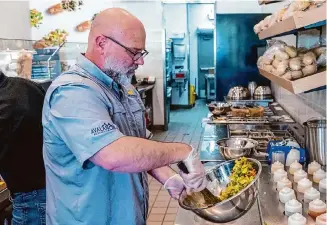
top-left (217, 137), bottom-right (258, 160)
top-left (227, 86), bottom-right (250, 100)
top-left (205, 74), bottom-right (216, 101)
top-left (303, 118), bottom-right (326, 165)
top-left (178, 158), bottom-right (262, 223)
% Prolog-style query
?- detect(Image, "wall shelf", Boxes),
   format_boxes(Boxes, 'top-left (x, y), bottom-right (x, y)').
top-left (258, 4), bottom-right (326, 40)
top-left (259, 68), bottom-right (327, 94)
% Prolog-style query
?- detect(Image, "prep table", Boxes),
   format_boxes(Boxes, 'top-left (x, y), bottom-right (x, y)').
top-left (174, 121), bottom-right (324, 225)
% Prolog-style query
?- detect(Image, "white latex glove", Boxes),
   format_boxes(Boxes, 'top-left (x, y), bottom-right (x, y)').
top-left (163, 174), bottom-right (185, 200)
top-left (179, 146), bottom-right (208, 193)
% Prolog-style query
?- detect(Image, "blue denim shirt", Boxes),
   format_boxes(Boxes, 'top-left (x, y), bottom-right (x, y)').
top-left (42, 54), bottom-right (148, 225)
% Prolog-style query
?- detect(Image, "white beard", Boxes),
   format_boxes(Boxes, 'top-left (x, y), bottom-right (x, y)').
top-left (103, 57), bottom-right (134, 86)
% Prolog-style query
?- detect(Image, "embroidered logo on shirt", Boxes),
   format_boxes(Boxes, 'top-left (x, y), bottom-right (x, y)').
top-left (91, 123), bottom-right (116, 136)
top-left (127, 89), bottom-right (134, 95)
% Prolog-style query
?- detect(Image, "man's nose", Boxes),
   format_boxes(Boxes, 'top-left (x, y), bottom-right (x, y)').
top-left (135, 57), bottom-right (144, 65)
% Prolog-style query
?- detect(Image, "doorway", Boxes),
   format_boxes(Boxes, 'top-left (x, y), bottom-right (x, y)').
top-left (163, 2), bottom-right (216, 130)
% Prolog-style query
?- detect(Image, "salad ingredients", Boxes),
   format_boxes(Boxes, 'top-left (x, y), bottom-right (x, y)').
top-left (218, 157), bottom-right (257, 201)
top-left (30, 9), bottom-right (43, 28)
top-left (33, 29), bottom-right (68, 49)
top-left (61, 0), bottom-right (83, 11)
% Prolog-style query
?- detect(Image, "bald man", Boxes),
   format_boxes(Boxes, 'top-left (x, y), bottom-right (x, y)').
top-left (42, 8), bottom-right (207, 225)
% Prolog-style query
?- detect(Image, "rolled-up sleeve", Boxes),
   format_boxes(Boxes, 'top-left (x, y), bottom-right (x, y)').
top-left (47, 84), bottom-right (124, 167)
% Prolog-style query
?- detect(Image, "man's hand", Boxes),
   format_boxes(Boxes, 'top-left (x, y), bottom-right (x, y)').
top-left (163, 174), bottom-right (185, 200)
top-left (180, 147), bottom-right (207, 192)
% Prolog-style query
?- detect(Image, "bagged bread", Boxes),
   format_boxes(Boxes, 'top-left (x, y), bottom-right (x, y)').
top-left (294, 0), bottom-right (311, 11)
top-left (317, 52), bottom-right (326, 67)
top-left (16, 50), bottom-right (33, 79)
top-left (282, 71), bottom-right (292, 80)
top-left (275, 50), bottom-right (290, 60)
top-left (302, 64), bottom-right (318, 76)
top-left (303, 52), bottom-right (316, 65)
top-left (282, 2), bottom-right (297, 20)
top-left (263, 64), bottom-right (275, 73)
top-left (289, 58), bottom-right (302, 70)
top-left (312, 46), bottom-right (326, 57)
top-left (285, 46), bottom-right (298, 58)
top-left (275, 63), bottom-right (289, 76)
top-left (291, 70), bottom-right (303, 80)
top-left (277, 8), bottom-right (287, 21)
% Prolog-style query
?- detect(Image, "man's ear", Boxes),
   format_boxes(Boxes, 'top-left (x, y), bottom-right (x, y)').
top-left (95, 36), bottom-right (106, 54)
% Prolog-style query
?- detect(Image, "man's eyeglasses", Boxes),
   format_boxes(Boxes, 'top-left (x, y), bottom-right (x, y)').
top-left (102, 35), bottom-right (148, 61)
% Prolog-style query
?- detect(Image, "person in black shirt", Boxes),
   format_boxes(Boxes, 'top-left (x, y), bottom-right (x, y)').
top-left (0, 71), bottom-right (46, 225)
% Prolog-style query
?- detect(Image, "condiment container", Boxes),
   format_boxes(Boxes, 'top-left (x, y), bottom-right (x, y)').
top-left (297, 178), bottom-right (313, 193)
top-left (319, 178), bottom-right (326, 193)
top-left (271, 161), bottom-right (284, 173)
top-left (308, 161), bottom-right (321, 175)
top-left (285, 199), bottom-right (302, 216)
top-left (313, 169), bottom-right (326, 183)
top-left (279, 187), bottom-right (296, 204)
top-left (274, 168), bottom-right (287, 182)
top-left (286, 149), bottom-right (300, 166)
top-left (294, 169), bottom-right (308, 183)
top-left (289, 161), bottom-right (302, 175)
top-left (304, 187), bottom-right (320, 203)
top-left (316, 213), bottom-right (327, 225)
top-left (288, 213), bottom-right (307, 225)
top-left (277, 177), bottom-right (292, 191)
top-left (308, 199), bottom-right (326, 219)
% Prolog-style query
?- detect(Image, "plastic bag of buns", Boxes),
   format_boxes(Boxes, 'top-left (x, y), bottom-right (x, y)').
top-left (16, 50), bottom-right (33, 80)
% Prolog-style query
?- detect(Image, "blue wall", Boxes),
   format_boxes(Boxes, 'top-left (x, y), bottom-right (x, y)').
top-left (215, 14), bottom-right (271, 101)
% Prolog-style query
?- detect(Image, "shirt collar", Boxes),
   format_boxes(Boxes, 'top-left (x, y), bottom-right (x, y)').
top-left (0, 71), bottom-right (7, 87)
top-left (77, 54), bottom-right (119, 92)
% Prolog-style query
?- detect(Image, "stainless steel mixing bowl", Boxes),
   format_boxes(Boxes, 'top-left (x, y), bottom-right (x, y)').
top-left (178, 158), bottom-right (262, 223)
top-left (227, 86), bottom-right (250, 100)
top-left (254, 86), bottom-right (272, 99)
top-left (217, 137), bottom-right (258, 160)
top-left (207, 102), bottom-right (232, 116)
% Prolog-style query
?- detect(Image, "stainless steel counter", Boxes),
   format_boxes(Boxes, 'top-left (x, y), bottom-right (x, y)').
top-left (175, 165), bottom-right (323, 225)
top-left (175, 122), bottom-right (322, 225)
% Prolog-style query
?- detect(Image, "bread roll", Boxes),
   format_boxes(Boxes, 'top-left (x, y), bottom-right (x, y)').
top-left (76, 21), bottom-right (91, 32)
top-left (303, 52), bottom-right (316, 65)
top-left (47, 3), bottom-right (63, 15)
top-left (289, 58), bottom-right (302, 71)
top-left (285, 46), bottom-right (298, 58)
top-left (282, 71), bottom-right (292, 80)
top-left (291, 70), bottom-right (303, 80)
top-left (302, 64), bottom-right (317, 76)
top-left (275, 50), bottom-right (290, 60)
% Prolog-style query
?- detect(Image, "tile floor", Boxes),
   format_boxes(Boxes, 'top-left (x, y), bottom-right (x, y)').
top-left (147, 100), bottom-right (208, 225)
